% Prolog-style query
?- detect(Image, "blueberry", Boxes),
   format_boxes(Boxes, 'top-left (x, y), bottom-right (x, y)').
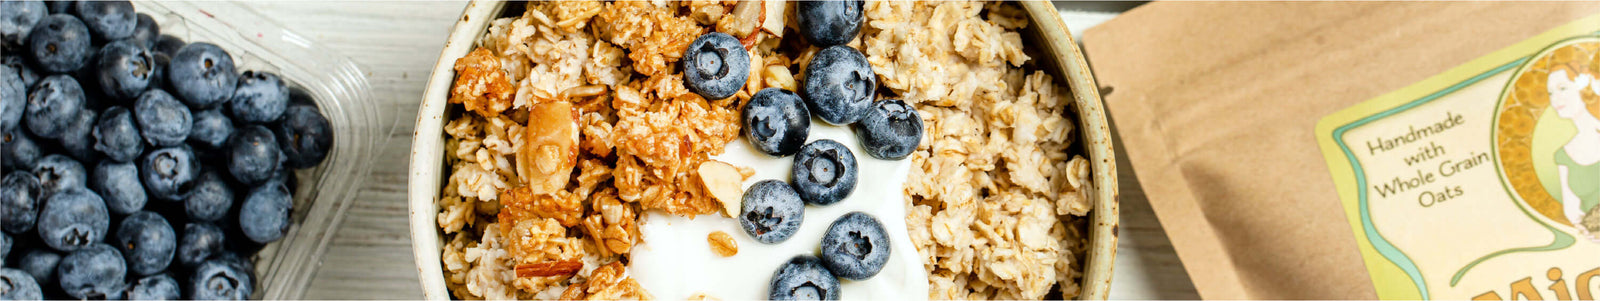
top-left (31, 154), bottom-right (86, 197)
top-left (0, 1), bottom-right (47, 49)
top-left (2, 55), bottom-right (39, 88)
top-left (0, 268), bottom-right (43, 301)
top-left (167, 42), bottom-right (237, 109)
top-left (126, 273), bottom-right (180, 301)
top-left (738, 180), bottom-right (805, 244)
top-left (91, 106), bottom-right (143, 162)
top-left (797, 0), bottom-right (863, 47)
top-left (682, 32), bottom-right (750, 100)
top-left (56, 243), bottom-right (124, 299)
top-left (277, 104), bottom-right (331, 168)
top-left (128, 13), bottom-right (157, 48)
top-left (184, 171), bottom-right (232, 222)
top-left (35, 187), bottom-right (106, 252)
top-left (228, 70), bottom-right (289, 124)
top-left (768, 255), bottom-right (840, 300)
top-left (227, 125), bottom-right (281, 185)
top-left (851, 99), bottom-right (922, 160)
top-left (188, 257), bottom-right (253, 300)
top-left (90, 161), bottom-right (145, 215)
top-left (93, 39), bottom-right (154, 100)
top-left (17, 250), bottom-right (60, 287)
top-left (72, 1), bottom-right (133, 42)
top-left (742, 88), bottom-right (810, 157)
top-left (55, 108), bottom-right (97, 162)
top-left (151, 35), bottom-right (183, 58)
top-left (175, 223), bottom-right (223, 268)
top-left (801, 45), bottom-right (875, 125)
top-left (239, 181), bottom-right (290, 244)
top-left (23, 75), bottom-right (84, 139)
top-left (818, 211), bottom-right (890, 280)
top-left (139, 146), bottom-right (198, 201)
top-left (25, 14), bottom-right (91, 73)
top-left (133, 89), bottom-right (192, 147)
top-left (114, 211), bottom-right (175, 276)
top-left (791, 139), bottom-right (857, 205)
top-left (1, 130), bottom-right (42, 171)
top-left (1, 65), bottom-right (23, 133)
top-left (188, 108), bottom-right (232, 150)
top-left (0, 171), bottom-right (42, 234)
top-left (206, 252), bottom-right (255, 288)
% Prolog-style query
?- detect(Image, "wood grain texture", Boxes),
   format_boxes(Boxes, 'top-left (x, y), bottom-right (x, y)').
top-left (240, 2), bottom-right (1198, 299)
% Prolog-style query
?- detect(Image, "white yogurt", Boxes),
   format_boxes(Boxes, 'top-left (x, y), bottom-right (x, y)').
top-left (629, 121), bottom-right (929, 300)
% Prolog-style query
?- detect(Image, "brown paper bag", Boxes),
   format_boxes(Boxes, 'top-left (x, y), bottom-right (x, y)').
top-left (1083, 2), bottom-right (1600, 299)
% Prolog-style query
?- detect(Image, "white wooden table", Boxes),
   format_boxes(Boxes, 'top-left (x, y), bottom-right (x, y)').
top-left (243, 2), bottom-right (1200, 299)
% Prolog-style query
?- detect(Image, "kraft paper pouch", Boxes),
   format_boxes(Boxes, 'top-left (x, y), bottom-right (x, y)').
top-left (1082, 2), bottom-right (1600, 299)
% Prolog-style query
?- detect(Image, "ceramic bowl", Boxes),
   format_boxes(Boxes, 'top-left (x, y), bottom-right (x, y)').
top-left (407, 1), bottom-right (1119, 299)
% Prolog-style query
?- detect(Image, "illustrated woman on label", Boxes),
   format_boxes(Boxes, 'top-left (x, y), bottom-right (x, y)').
top-left (1547, 64), bottom-right (1600, 232)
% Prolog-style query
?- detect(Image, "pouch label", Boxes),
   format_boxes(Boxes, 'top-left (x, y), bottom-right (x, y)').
top-left (1315, 14), bottom-right (1600, 301)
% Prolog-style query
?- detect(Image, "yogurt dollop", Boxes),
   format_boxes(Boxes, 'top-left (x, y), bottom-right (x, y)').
top-left (629, 121), bottom-right (929, 300)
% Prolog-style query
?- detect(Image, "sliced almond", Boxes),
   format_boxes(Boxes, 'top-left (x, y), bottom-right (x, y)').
top-left (720, 1), bottom-right (761, 41)
top-left (697, 160), bottom-right (745, 217)
top-left (517, 101), bottom-right (580, 195)
top-left (760, 0), bottom-right (787, 37)
top-left (514, 259), bottom-right (583, 278)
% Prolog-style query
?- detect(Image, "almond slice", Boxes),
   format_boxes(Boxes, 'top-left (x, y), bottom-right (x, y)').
top-left (517, 101), bottom-right (580, 195)
top-left (698, 160), bottom-right (745, 217)
top-left (515, 259), bottom-right (583, 278)
top-left (721, 0), bottom-right (761, 43)
top-left (760, 0), bottom-right (787, 37)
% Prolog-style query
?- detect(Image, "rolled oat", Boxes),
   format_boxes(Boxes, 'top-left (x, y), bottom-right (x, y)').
top-left (707, 231), bottom-right (738, 257)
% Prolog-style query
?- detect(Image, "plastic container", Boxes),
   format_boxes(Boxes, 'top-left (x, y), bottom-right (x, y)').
top-left (129, 1), bottom-right (386, 299)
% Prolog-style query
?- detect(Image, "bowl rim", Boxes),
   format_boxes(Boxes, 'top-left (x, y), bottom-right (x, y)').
top-left (407, 1), bottom-right (506, 299)
top-left (1019, 2), bottom-right (1121, 299)
top-left (407, 1), bottom-right (1119, 300)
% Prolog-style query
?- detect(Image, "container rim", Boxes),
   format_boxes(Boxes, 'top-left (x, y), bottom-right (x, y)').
top-left (409, 1), bottom-right (506, 299)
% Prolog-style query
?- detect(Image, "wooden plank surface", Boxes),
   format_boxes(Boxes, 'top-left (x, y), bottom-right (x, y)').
top-left (238, 2), bottom-right (1199, 299)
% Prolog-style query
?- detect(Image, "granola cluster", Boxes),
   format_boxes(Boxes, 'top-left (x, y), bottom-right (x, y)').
top-left (450, 48), bottom-right (516, 117)
top-left (438, 1), bottom-right (1094, 300)
top-left (864, 2), bottom-right (1094, 299)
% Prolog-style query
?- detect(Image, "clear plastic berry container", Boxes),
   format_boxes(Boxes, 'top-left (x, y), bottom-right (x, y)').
top-left (129, 1), bottom-right (388, 299)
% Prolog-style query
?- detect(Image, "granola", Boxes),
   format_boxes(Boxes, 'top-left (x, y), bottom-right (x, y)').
top-left (593, 1), bottom-right (702, 77)
top-left (440, 0), bottom-right (758, 298)
top-left (450, 48), bottom-right (516, 117)
top-left (438, 1), bottom-right (1093, 300)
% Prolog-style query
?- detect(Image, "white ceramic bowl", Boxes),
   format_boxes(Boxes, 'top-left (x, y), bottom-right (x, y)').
top-left (408, 1), bottom-right (1119, 299)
